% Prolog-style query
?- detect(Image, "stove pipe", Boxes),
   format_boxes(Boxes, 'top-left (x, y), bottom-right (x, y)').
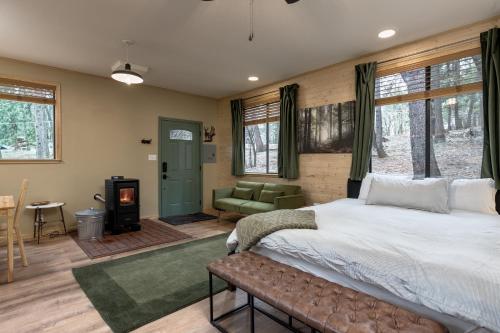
top-left (94, 193), bottom-right (105, 204)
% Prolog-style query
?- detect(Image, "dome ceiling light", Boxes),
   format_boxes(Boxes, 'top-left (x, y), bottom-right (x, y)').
top-left (111, 40), bottom-right (144, 85)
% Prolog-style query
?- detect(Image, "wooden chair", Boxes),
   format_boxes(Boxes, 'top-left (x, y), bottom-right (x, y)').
top-left (1, 179), bottom-right (29, 268)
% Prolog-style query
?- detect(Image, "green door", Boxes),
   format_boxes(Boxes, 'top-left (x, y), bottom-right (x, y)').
top-left (159, 119), bottom-right (202, 218)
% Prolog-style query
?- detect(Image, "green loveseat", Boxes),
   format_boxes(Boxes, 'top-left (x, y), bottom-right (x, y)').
top-left (212, 181), bottom-right (305, 218)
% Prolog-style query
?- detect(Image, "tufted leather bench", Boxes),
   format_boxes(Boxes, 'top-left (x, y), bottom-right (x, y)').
top-left (207, 251), bottom-right (448, 333)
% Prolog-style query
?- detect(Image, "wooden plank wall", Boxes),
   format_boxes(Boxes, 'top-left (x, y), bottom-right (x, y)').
top-left (216, 17), bottom-right (500, 205)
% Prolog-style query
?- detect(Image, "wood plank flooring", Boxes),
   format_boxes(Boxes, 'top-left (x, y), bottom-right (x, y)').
top-left (0, 214), bottom-right (304, 333)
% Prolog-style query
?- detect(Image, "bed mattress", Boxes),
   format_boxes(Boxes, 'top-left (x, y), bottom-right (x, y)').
top-left (226, 199), bottom-right (500, 333)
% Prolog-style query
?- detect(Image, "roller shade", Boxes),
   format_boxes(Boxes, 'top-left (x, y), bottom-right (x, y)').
top-left (0, 78), bottom-right (56, 105)
top-left (244, 101), bottom-right (280, 125)
top-left (376, 51), bottom-right (482, 106)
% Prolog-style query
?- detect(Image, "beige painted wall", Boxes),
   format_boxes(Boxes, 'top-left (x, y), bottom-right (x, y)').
top-left (216, 17), bottom-right (500, 205)
top-left (0, 58), bottom-right (218, 237)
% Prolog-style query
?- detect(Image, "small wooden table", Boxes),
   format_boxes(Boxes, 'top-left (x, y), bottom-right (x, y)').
top-left (0, 196), bottom-right (15, 283)
top-left (26, 202), bottom-right (67, 244)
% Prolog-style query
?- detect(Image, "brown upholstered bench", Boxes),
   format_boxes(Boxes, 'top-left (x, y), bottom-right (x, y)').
top-left (207, 251), bottom-right (448, 333)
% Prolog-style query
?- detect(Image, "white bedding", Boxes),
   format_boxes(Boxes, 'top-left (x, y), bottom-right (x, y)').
top-left (226, 199), bottom-right (500, 332)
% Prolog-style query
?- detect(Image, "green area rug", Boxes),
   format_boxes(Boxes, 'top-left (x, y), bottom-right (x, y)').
top-left (73, 233), bottom-right (229, 333)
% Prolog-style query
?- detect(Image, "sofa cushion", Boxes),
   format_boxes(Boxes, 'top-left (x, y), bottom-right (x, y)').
top-left (236, 181), bottom-right (265, 200)
top-left (232, 187), bottom-right (254, 200)
top-left (263, 183), bottom-right (300, 196)
top-left (214, 198), bottom-right (249, 212)
top-left (258, 190), bottom-right (284, 204)
top-left (240, 201), bottom-right (274, 215)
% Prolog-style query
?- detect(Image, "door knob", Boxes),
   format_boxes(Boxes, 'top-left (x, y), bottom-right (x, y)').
top-left (162, 174), bottom-right (167, 180)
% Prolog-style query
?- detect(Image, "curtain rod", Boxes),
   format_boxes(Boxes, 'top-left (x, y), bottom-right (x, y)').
top-left (378, 36), bottom-right (480, 65)
top-left (242, 36), bottom-right (483, 100)
top-left (243, 90), bottom-right (279, 101)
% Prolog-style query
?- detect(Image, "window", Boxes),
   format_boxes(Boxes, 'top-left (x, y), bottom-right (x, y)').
top-left (169, 129), bottom-right (192, 141)
top-left (244, 101), bottom-right (280, 174)
top-left (372, 50), bottom-right (483, 179)
top-left (0, 77), bottom-right (60, 161)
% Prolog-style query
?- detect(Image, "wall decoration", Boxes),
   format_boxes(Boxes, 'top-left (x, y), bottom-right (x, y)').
top-left (204, 126), bottom-right (216, 142)
top-left (298, 101), bottom-right (355, 154)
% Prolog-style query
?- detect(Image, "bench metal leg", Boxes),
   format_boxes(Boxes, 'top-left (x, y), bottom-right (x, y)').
top-left (209, 272), bottom-right (214, 322)
top-left (209, 271), bottom-right (314, 333)
top-left (249, 295), bottom-right (255, 333)
top-left (209, 272), bottom-right (250, 333)
top-left (253, 306), bottom-right (303, 333)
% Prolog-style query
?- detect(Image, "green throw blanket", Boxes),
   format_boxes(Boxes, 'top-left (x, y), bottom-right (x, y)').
top-left (236, 209), bottom-right (317, 251)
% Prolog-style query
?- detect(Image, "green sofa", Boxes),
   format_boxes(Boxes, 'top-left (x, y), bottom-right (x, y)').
top-left (212, 181), bottom-right (305, 217)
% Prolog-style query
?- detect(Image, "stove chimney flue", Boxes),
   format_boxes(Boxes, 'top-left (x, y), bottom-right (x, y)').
top-left (94, 193), bottom-right (106, 203)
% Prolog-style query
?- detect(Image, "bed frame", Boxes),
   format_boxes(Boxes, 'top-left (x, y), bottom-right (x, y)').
top-left (347, 178), bottom-right (500, 214)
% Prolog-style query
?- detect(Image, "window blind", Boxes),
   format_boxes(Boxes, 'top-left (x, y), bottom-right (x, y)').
top-left (244, 101), bottom-right (280, 125)
top-left (375, 50), bottom-right (482, 106)
top-left (0, 78), bottom-right (56, 105)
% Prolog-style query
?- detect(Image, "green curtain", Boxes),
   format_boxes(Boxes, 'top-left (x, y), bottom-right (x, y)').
top-left (349, 62), bottom-right (377, 181)
top-left (278, 84), bottom-right (300, 179)
top-left (481, 28), bottom-right (500, 189)
top-left (231, 99), bottom-right (245, 176)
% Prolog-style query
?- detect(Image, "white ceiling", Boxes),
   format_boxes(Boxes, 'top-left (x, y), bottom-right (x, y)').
top-left (0, 0), bottom-right (499, 98)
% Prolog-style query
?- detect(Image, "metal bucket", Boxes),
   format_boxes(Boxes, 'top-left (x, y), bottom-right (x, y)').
top-left (75, 208), bottom-right (105, 240)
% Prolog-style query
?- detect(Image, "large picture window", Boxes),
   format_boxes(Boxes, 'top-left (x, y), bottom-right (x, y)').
top-left (372, 50), bottom-right (483, 179)
top-left (244, 102), bottom-right (280, 174)
top-left (0, 77), bottom-right (60, 161)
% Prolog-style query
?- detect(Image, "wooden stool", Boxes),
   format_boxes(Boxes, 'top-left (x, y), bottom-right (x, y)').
top-left (26, 202), bottom-right (67, 244)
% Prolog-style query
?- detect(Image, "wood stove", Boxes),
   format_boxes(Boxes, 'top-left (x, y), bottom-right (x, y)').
top-left (104, 177), bottom-right (141, 234)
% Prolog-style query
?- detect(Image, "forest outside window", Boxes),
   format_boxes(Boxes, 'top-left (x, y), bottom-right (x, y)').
top-left (0, 77), bottom-right (60, 161)
top-left (372, 50), bottom-right (483, 178)
top-left (244, 102), bottom-right (280, 174)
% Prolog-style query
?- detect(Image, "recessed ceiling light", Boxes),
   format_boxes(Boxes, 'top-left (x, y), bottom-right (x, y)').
top-left (378, 29), bottom-right (396, 39)
top-left (248, 76), bottom-right (259, 82)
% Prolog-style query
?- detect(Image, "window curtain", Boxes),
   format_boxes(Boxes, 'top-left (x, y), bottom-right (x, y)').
top-left (481, 28), bottom-right (500, 188)
top-left (231, 99), bottom-right (245, 176)
top-left (349, 62), bottom-right (377, 181)
top-left (278, 83), bottom-right (300, 179)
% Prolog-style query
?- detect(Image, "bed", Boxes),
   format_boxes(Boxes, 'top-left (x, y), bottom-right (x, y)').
top-left (226, 198), bottom-right (500, 333)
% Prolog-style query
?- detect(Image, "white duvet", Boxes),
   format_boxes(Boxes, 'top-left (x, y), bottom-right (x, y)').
top-left (227, 199), bottom-right (500, 332)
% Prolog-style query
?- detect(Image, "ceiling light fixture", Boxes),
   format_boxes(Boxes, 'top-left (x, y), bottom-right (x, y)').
top-left (249, 0), bottom-right (254, 41)
top-left (378, 29), bottom-right (396, 39)
top-left (248, 76), bottom-right (259, 82)
top-left (111, 40), bottom-right (144, 85)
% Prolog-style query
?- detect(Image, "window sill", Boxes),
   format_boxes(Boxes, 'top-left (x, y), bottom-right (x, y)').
top-left (243, 173), bottom-right (279, 178)
top-left (0, 159), bottom-right (63, 164)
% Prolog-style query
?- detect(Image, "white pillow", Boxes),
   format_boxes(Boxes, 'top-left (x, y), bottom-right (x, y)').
top-left (366, 176), bottom-right (450, 213)
top-left (358, 173), bottom-right (410, 200)
top-left (449, 178), bottom-right (497, 215)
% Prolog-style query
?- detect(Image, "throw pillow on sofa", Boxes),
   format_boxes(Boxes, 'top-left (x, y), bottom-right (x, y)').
top-left (232, 187), bottom-right (254, 200)
top-left (259, 190), bottom-right (284, 204)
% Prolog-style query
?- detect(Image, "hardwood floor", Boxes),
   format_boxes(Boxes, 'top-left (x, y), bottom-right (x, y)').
top-left (0, 215), bottom-right (303, 333)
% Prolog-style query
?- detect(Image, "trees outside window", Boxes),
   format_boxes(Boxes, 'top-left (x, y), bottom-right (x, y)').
top-left (372, 53), bottom-right (483, 178)
top-left (244, 102), bottom-right (279, 174)
top-left (0, 78), bottom-right (59, 161)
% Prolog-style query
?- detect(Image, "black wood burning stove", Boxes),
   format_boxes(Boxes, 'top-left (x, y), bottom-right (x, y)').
top-left (104, 176), bottom-right (141, 234)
